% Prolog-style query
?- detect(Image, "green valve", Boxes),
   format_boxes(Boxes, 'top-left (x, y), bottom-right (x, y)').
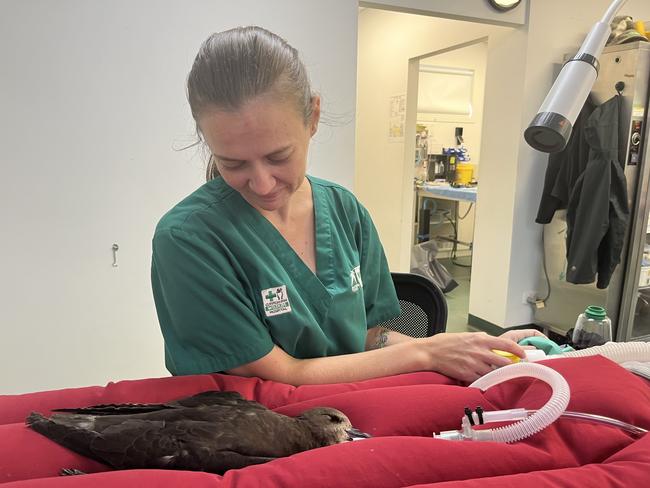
top-left (585, 305), bottom-right (607, 320)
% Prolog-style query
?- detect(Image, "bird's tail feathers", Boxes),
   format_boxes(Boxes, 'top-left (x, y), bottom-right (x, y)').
top-left (26, 412), bottom-right (103, 462)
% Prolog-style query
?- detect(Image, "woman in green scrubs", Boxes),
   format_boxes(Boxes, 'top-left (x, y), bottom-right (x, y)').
top-left (151, 26), bottom-right (543, 385)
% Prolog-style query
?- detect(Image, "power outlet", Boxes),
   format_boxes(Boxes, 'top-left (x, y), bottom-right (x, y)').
top-left (522, 291), bottom-right (537, 305)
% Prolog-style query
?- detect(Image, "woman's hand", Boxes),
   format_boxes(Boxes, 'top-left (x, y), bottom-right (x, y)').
top-left (416, 332), bottom-right (530, 383)
top-left (499, 329), bottom-right (547, 349)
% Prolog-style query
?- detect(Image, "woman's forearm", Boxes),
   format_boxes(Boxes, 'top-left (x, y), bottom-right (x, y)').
top-left (228, 341), bottom-right (429, 386)
top-left (228, 330), bottom-right (540, 385)
top-left (288, 342), bottom-right (430, 384)
top-left (365, 326), bottom-right (415, 350)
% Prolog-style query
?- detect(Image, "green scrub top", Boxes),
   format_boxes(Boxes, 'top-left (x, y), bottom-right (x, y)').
top-left (151, 175), bottom-right (400, 375)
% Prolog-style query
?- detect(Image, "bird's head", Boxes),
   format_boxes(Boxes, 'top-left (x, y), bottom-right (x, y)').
top-left (297, 407), bottom-right (370, 445)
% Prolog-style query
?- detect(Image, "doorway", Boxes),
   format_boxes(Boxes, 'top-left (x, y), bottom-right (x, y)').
top-left (356, 7), bottom-right (514, 331)
top-left (409, 40), bottom-right (487, 331)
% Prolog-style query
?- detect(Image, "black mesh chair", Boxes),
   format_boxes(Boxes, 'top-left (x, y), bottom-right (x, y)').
top-left (379, 272), bottom-right (448, 338)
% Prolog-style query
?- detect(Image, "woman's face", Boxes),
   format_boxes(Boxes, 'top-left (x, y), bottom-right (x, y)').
top-left (198, 95), bottom-right (320, 213)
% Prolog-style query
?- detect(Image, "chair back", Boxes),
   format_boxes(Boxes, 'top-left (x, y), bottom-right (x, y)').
top-left (379, 272), bottom-right (447, 338)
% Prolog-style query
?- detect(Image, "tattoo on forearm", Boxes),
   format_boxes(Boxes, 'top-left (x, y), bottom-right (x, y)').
top-left (371, 327), bottom-right (390, 349)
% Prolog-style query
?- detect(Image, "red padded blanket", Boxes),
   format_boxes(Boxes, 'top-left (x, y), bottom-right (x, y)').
top-left (1, 356), bottom-right (649, 487)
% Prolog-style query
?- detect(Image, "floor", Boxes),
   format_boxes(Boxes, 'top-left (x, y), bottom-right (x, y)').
top-left (438, 257), bottom-right (478, 334)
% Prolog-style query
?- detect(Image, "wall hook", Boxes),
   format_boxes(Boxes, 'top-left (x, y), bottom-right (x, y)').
top-left (615, 81), bottom-right (625, 95)
top-left (112, 243), bottom-right (119, 267)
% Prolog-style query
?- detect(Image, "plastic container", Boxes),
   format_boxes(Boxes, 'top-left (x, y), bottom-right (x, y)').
top-left (635, 20), bottom-right (647, 37)
top-left (572, 306), bottom-right (612, 349)
top-left (492, 349), bottom-right (547, 363)
top-left (455, 163), bottom-right (473, 185)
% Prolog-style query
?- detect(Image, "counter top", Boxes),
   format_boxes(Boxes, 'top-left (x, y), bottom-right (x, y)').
top-left (417, 182), bottom-right (477, 202)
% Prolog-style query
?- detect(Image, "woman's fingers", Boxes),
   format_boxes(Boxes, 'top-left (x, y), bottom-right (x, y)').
top-left (483, 335), bottom-right (527, 358)
top-left (499, 329), bottom-right (547, 344)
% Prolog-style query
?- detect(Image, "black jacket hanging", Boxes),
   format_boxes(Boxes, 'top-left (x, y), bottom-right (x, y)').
top-left (536, 95), bottom-right (629, 289)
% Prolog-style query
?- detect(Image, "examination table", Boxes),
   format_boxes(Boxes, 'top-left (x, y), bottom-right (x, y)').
top-left (1, 355), bottom-right (649, 487)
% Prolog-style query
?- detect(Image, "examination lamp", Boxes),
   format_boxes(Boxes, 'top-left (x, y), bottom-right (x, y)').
top-left (524, 0), bottom-right (628, 153)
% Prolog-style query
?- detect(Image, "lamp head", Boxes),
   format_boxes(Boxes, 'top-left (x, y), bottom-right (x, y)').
top-left (524, 112), bottom-right (573, 153)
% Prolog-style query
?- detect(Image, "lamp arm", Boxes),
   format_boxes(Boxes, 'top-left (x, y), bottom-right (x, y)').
top-left (525, 0), bottom-right (629, 153)
top-left (577, 0), bottom-right (628, 59)
top-left (602, 0), bottom-right (628, 24)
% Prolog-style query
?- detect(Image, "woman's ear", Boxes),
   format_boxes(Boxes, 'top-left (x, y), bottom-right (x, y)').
top-left (310, 95), bottom-right (321, 136)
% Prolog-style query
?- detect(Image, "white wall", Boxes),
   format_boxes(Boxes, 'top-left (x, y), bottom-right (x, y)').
top-left (468, 26), bottom-right (528, 327)
top-left (0, 0), bottom-right (358, 394)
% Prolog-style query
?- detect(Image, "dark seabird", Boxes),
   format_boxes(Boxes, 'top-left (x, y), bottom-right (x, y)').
top-left (27, 390), bottom-right (369, 474)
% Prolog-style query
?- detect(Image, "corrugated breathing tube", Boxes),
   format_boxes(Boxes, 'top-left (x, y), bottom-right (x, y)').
top-left (433, 363), bottom-right (570, 442)
top-left (558, 341), bottom-right (650, 363)
top-left (466, 362), bottom-right (570, 442)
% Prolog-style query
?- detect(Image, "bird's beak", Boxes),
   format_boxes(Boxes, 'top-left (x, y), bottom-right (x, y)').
top-left (346, 427), bottom-right (371, 440)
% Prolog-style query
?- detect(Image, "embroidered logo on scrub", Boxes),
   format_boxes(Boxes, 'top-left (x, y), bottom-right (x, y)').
top-left (350, 265), bottom-right (363, 292)
top-left (261, 285), bottom-right (292, 317)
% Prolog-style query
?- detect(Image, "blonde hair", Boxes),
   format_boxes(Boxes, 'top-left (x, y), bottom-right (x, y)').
top-left (187, 26), bottom-right (314, 180)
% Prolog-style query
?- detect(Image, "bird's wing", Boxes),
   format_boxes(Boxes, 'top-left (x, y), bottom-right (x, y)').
top-left (87, 419), bottom-right (172, 469)
top-left (52, 391), bottom-right (258, 415)
top-left (53, 403), bottom-right (174, 415)
top-left (90, 418), bottom-right (277, 474)
top-left (154, 421), bottom-right (278, 473)
top-left (170, 390), bottom-right (264, 409)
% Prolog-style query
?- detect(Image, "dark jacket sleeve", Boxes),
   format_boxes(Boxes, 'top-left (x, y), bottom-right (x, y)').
top-left (596, 159), bottom-right (629, 288)
top-left (536, 99), bottom-right (595, 224)
top-left (565, 159), bottom-right (611, 284)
